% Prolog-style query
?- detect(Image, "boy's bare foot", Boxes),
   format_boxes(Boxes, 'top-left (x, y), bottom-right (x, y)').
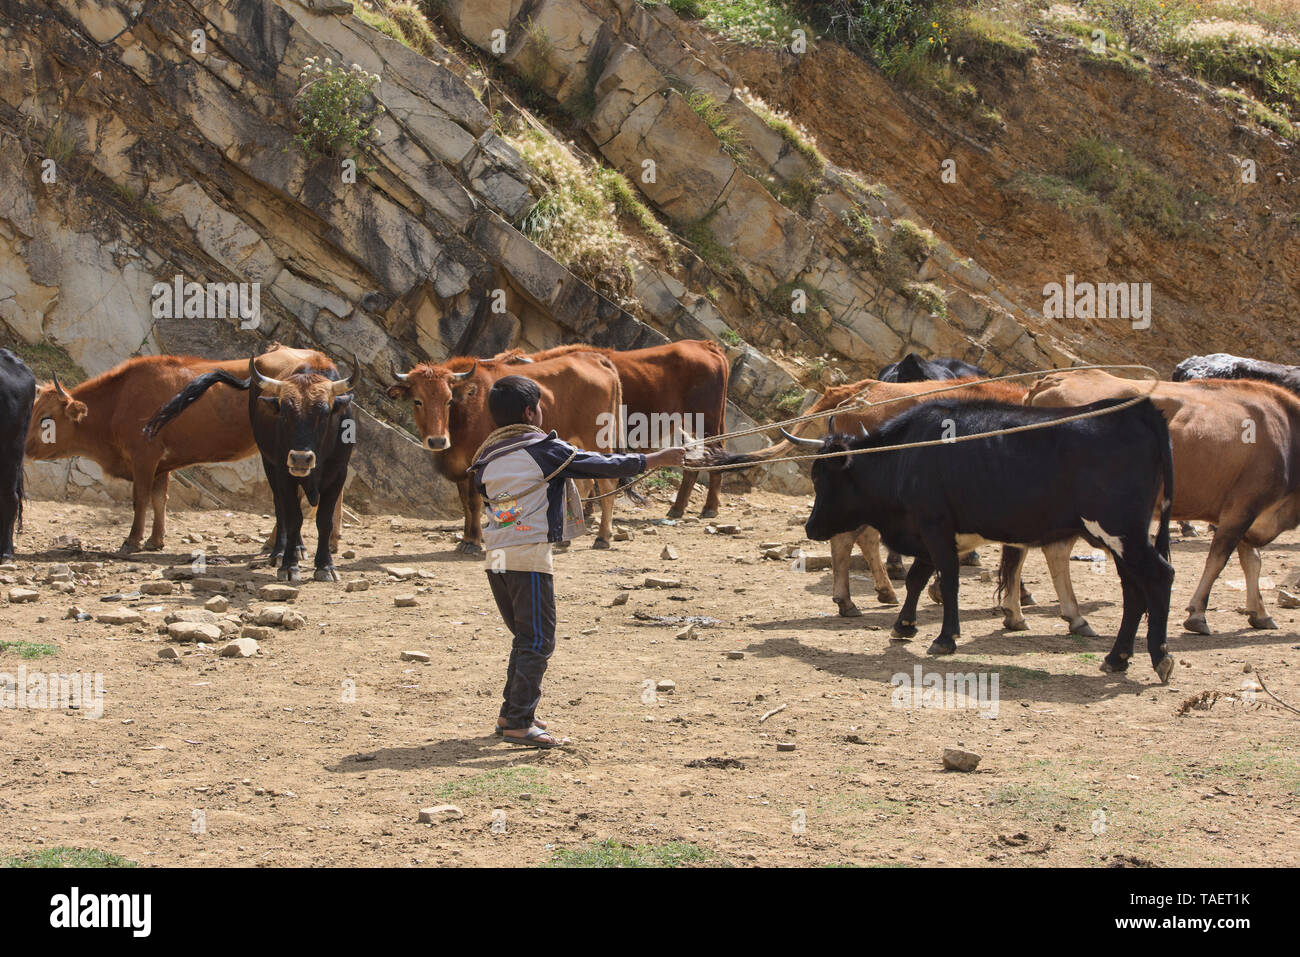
top-left (501, 726), bottom-right (565, 748)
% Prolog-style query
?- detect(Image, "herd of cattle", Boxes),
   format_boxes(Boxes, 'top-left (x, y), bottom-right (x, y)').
top-left (2, 341), bottom-right (1300, 684)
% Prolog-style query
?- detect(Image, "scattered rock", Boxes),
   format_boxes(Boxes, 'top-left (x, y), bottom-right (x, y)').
top-left (140, 580), bottom-right (176, 595)
top-left (418, 804), bottom-right (464, 824)
top-left (394, 594), bottom-right (418, 607)
top-left (165, 609), bottom-right (219, 625)
top-left (258, 584), bottom-right (299, 601)
top-left (205, 595), bottom-right (230, 613)
top-left (685, 757), bottom-right (745, 770)
top-left (192, 577), bottom-right (235, 593)
top-left (65, 606), bottom-right (91, 622)
top-left (725, 650), bottom-right (745, 660)
top-left (341, 549), bottom-right (357, 559)
top-left (1278, 589), bottom-right (1300, 609)
top-left (660, 545), bottom-right (679, 561)
top-left (644, 576), bottom-right (681, 589)
top-left (613, 528), bottom-right (632, 542)
top-left (401, 650), bottom-right (431, 663)
top-left (675, 623), bottom-right (697, 641)
top-left (241, 625), bottom-right (276, 641)
top-left (383, 566), bottom-right (418, 580)
top-left (220, 638), bottom-right (259, 658)
top-left (7, 587), bottom-right (38, 603)
top-left (51, 534), bottom-right (82, 551)
top-left (157, 646), bottom-right (181, 660)
top-left (611, 592), bottom-right (629, 606)
top-left (942, 748), bottom-right (982, 772)
top-left (254, 605), bottom-right (305, 629)
top-left (345, 579), bottom-right (370, 592)
top-left (776, 742), bottom-right (797, 752)
top-left (96, 609), bottom-right (142, 625)
top-left (167, 621), bottom-right (223, 643)
top-left (656, 679), bottom-right (676, 694)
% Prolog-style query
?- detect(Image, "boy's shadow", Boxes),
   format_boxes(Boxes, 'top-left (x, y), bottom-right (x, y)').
top-left (326, 736), bottom-right (554, 773)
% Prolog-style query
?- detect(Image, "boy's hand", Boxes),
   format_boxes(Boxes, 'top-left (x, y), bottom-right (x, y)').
top-left (646, 447), bottom-right (686, 469)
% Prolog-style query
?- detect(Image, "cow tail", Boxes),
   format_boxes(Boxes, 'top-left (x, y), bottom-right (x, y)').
top-left (1155, 411), bottom-right (1174, 562)
top-left (995, 544), bottom-right (1022, 606)
top-left (611, 360), bottom-right (625, 452)
top-left (143, 370), bottom-right (250, 439)
top-left (14, 462), bottom-right (23, 535)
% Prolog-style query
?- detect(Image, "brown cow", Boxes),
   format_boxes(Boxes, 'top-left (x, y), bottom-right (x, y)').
top-left (387, 352), bottom-right (625, 552)
top-left (26, 343), bottom-right (338, 553)
top-left (497, 340), bottom-right (730, 518)
top-left (714, 377), bottom-right (1028, 616)
top-left (1001, 369), bottom-right (1300, 635)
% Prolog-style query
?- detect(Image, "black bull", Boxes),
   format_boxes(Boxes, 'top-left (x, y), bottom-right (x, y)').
top-left (0, 349), bottom-right (36, 561)
top-left (800, 398), bottom-right (1176, 681)
top-left (146, 356), bottom-right (357, 582)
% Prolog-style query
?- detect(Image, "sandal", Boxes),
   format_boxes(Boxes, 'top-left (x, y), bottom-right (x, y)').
top-left (500, 726), bottom-right (564, 749)
top-left (495, 718), bottom-right (546, 737)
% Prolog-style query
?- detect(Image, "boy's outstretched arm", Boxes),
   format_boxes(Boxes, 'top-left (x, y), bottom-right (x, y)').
top-left (551, 445), bottom-right (686, 480)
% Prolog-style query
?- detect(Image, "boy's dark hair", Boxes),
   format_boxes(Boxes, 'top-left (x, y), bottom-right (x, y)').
top-left (489, 375), bottom-right (543, 426)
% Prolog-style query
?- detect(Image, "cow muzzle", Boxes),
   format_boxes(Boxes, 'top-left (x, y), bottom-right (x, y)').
top-left (287, 450), bottom-right (316, 477)
top-left (424, 435), bottom-right (450, 452)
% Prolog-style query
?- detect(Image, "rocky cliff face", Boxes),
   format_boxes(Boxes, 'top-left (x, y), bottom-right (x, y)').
top-left (3, 0), bottom-right (1289, 515)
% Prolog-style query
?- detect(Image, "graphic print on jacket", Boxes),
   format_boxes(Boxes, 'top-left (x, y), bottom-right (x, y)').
top-left (468, 427), bottom-right (647, 550)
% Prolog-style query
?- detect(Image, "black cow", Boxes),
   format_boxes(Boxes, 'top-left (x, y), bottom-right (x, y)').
top-left (878, 353), bottom-right (988, 383)
top-left (798, 397), bottom-right (1176, 681)
top-left (0, 349), bottom-right (36, 561)
top-left (1172, 353), bottom-right (1300, 396)
top-left (146, 355), bottom-right (357, 582)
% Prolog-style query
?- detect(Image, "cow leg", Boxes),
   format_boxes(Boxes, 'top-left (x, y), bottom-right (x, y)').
top-left (891, 556), bottom-right (933, 641)
top-left (860, 527), bottom-right (897, 604)
top-left (0, 474), bottom-right (19, 561)
top-left (1236, 542), bottom-right (1276, 629)
top-left (330, 494), bottom-right (344, 554)
top-left (1100, 567), bottom-right (1145, 675)
top-left (1135, 543), bottom-right (1175, 681)
top-left (886, 548), bottom-right (906, 581)
top-left (667, 469), bottom-right (694, 520)
top-left (922, 531), bottom-right (962, 656)
top-left (312, 480), bottom-right (344, 582)
top-left (998, 545), bottom-right (1030, 631)
top-left (146, 471), bottom-right (170, 550)
top-left (1184, 520), bottom-right (1250, 634)
top-left (701, 470), bottom-right (722, 519)
top-left (122, 461), bottom-right (159, 552)
top-left (455, 479), bottom-right (484, 555)
top-left (276, 476), bottom-right (304, 583)
top-left (592, 479), bottom-right (616, 548)
top-left (1043, 537), bottom-right (1095, 636)
top-left (830, 531), bottom-right (860, 616)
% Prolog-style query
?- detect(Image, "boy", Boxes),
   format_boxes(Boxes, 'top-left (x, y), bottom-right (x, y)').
top-left (468, 375), bottom-right (686, 748)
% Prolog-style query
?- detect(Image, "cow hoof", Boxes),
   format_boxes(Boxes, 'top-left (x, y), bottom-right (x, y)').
top-left (329, 542), bottom-right (340, 555)
top-left (926, 636), bottom-right (957, 656)
top-left (699, 508), bottom-right (718, 520)
top-left (1248, 613), bottom-right (1278, 630)
top-left (1069, 620), bottom-right (1098, 638)
top-left (455, 540), bottom-right (484, 556)
top-left (314, 568), bottom-right (339, 583)
top-left (1155, 655), bottom-right (1176, 684)
top-left (960, 551), bottom-right (981, 567)
top-left (1020, 588), bottom-right (1037, 607)
top-left (835, 600), bottom-right (862, 618)
top-left (1002, 617), bottom-right (1029, 632)
top-left (1182, 614), bottom-right (1211, 635)
top-left (278, 566), bottom-right (301, 583)
top-left (119, 540), bottom-right (142, 554)
top-left (891, 621), bottom-right (918, 640)
top-left (1100, 654), bottom-right (1129, 674)
top-left (876, 588), bottom-right (899, 606)
top-left (666, 508), bottom-right (685, 520)
top-left (927, 582), bottom-right (943, 604)
top-left (592, 538), bottom-right (611, 550)
top-left (144, 539), bottom-right (165, 551)
top-left (886, 564), bottom-right (906, 582)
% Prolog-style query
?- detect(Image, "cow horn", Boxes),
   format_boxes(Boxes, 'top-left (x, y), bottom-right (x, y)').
top-left (780, 427), bottom-right (823, 449)
top-left (452, 359), bottom-right (477, 381)
top-left (51, 373), bottom-right (70, 400)
top-left (249, 356), bottom-right (286, 396)
top-left (827, 415), bottom-right (836, 433)
top-left (391, 364), bottom-right (409, 383)
top-left (860, 424), bottom-right (869, 438)
top-left (332, 352), bottom-right (361, 396)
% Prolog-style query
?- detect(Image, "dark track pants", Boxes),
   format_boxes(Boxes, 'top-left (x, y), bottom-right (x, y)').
top-left (486, 570), bottom-right (557, 730)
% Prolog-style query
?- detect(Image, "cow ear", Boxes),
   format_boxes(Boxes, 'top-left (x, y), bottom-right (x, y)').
top-left (332, 393), bottom-right (353, 409)
top-left (66, 400), bottom-right (88, 423)
top-left (459, 384), bottom-right (479, 399)
top-left (386, 383), bottom-right (410, 400)
top-left (258, 395), bottom-right (280, 409)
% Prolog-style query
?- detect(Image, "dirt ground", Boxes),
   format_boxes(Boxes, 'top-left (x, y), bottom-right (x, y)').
top-left (2, 487), bottom-right (1298, 868)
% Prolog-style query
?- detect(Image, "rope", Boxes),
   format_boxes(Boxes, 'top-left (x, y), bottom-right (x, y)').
top-left (577, 364), bottom-right (1161, 504)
